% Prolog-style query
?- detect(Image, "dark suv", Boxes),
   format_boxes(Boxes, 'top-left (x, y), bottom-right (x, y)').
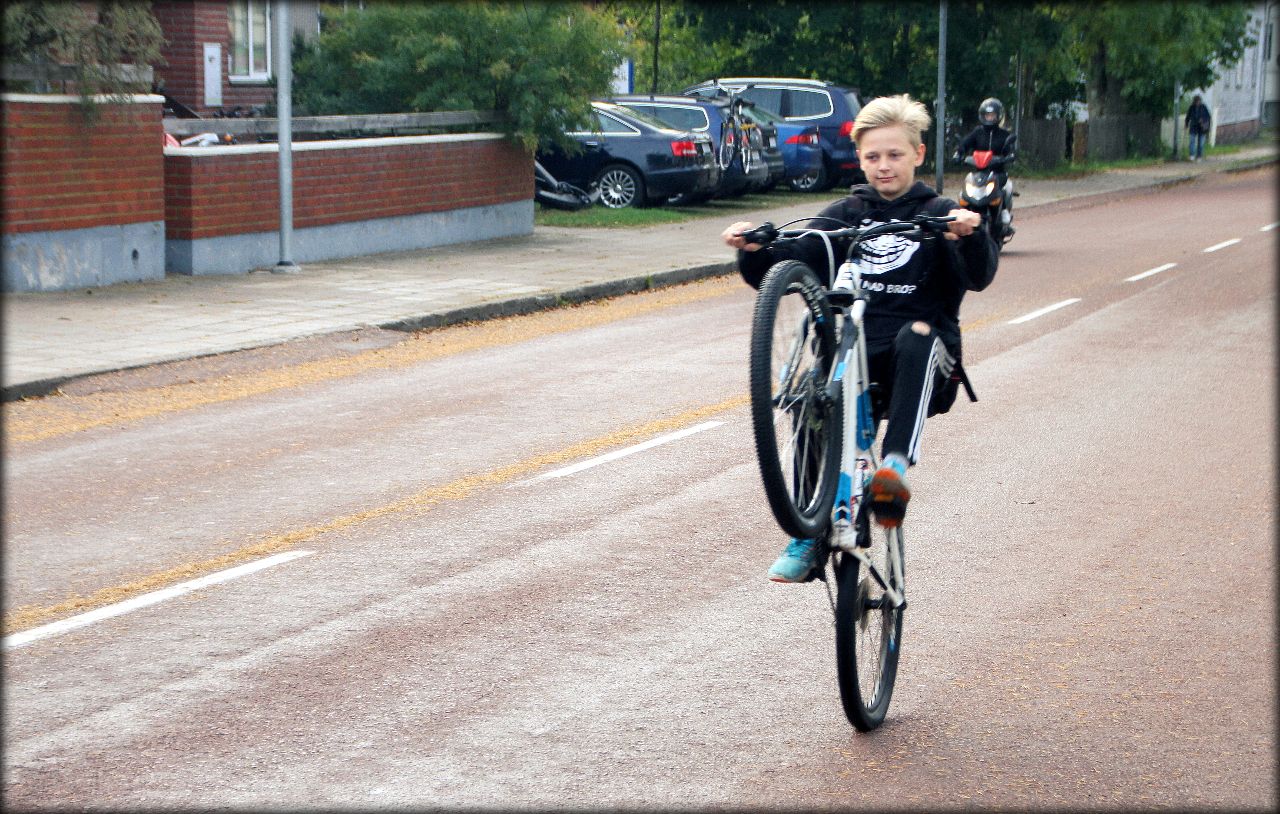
top-left (683, 78), bottom-right (864, 191)
top-left (607, 94), bottom-right (775, 201)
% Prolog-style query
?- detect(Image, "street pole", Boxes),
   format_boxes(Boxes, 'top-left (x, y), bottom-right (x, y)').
top-left (273, 0), bottom-right (299, 273)
top-left (1014, 49), bottom-right (1022, 144)
top-left (936, 0), bottom-right (947, 193)
top-left (651, 0), bottom-right (661, 97)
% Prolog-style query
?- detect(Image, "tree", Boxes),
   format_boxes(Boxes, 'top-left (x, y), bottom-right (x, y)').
top-left (292, 1), bottom-right (628, 152)
top-left (1054, 1), bottom-right (1253, 117)
top-left (2, 1), bottom-right (163, 109)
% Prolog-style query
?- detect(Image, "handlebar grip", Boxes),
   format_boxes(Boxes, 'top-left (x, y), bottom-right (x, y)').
top-left (738, 221), bottom-right (778, 246)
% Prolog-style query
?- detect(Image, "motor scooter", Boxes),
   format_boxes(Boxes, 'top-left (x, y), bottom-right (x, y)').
top-left (956, 149), bottom-right (1016, 247)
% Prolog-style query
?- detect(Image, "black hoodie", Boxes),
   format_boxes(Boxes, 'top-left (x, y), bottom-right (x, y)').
top-left (737, 181), bottom-right (997, 357)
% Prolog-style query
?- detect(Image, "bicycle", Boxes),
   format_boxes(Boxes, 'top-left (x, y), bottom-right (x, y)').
top-left (712, 83), bottom-right (756, 176)
top-left (740, 212), bottom-right (957, 731)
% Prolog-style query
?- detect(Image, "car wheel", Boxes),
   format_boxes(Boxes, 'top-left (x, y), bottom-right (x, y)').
top-left (788, 163), bottom-right (828, 193)
top-left (595, 164), bottom-right (645, 209)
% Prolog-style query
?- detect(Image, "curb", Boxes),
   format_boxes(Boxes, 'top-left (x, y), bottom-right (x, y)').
top-left (375, 261), bottom-right (736, 333)
top-left (1, 260), bottom-right (737, 402)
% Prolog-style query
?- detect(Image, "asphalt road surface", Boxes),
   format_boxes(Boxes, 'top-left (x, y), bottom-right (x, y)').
top-left (4, 168), bottom-right (1275, 810)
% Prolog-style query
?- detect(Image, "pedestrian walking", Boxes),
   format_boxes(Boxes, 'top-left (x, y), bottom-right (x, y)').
top-left (1184, 95), bottom-right (1211, 161)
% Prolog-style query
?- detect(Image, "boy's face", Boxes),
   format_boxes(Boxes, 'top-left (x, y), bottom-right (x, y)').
top-left (857, 125), bottom-right (926, 200)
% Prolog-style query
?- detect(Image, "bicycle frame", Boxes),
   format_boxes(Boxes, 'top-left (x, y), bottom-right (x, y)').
top-left (825, 258), bottom-right (907, 610)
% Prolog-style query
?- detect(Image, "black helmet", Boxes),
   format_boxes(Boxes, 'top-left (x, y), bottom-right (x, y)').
top-left (978, 97), bottom-right (1004, 127)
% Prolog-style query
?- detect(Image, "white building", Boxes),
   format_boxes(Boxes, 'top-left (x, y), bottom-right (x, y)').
top-left (1193, 1), bottom-right (1273, 143)
top-left (1262, 0), bottom-right (1280, 126)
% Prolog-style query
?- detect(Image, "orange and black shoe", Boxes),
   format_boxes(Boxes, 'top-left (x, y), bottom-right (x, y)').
top-left (868, 462), bottom-right (911, 528)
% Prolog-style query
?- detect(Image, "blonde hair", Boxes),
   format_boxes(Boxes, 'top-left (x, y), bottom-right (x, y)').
top-left (850, 94), bottom-right (932, 149)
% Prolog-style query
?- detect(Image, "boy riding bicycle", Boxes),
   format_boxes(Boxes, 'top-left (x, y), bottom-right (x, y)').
top-left (722, 94), bottom-right (998, 582)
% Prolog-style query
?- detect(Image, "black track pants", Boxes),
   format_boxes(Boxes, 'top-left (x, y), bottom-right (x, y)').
top-left (867, 322), bottom-right (955, 465)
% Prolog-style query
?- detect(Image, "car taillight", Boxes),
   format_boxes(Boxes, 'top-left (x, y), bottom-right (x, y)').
top-left (785, 133), bottom-right (820, 145)
top-left (839, 120), bottom-right (854, 139)
top-left (670, 140), bottom-right (698, 157)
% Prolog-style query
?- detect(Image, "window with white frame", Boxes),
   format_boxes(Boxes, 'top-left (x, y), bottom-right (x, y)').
top-left (229, 0), bottom-right (271, 81)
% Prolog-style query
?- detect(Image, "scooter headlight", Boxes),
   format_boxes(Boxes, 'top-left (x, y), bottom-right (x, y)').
top-left (965, 178), bottom-right (995, 200)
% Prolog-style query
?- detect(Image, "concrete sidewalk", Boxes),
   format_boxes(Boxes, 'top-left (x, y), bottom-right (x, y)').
top-left (3, 145), bottom-right (1275, 400)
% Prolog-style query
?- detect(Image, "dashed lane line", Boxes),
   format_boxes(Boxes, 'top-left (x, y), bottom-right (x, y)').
top-left (525, 421), bottom-right (724, 482)
top-left (1125, 263), bottom-right (1178, 283)
top-left (2, 395), bottom-right (750, 639)
top-left (1261, 222), bottom-right (1278, 232)
top-left (1007, 298), bottom-right (1082, 325)
top-left (4, 551), bottom-right (314, 650)
top-left (1203, 238), bottom-right (1241, 253)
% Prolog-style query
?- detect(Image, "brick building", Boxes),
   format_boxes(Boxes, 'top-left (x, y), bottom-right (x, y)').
top-left (151, 0), bottom-right (322, 117)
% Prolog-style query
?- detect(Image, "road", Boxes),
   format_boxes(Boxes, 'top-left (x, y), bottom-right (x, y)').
top-left (3, 168), bottom-right (1275, 810)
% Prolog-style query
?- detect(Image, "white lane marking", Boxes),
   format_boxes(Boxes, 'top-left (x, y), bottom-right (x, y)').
top-left (1261, 222), bottom-right (1278, 232)
top-left (1007, 298), bottom-right (1082, 325)
top-left (1125, 262), bottom-right (1177, 282)
top-left (1203, 238), bottom-right (1241, 253)
top-left (530, 420), bottom-right (724, 481)
top-left (4, 551), bottom-right (314, 650)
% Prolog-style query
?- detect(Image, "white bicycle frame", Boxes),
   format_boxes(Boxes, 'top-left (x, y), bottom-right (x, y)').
top-left (826, 257), bottom-right (907, 610)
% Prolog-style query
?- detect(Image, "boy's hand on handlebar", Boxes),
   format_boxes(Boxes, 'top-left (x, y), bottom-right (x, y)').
top-left (723, 221), bottom-right (764, 252)
top-left (945, 209), bottom-right (982, 241)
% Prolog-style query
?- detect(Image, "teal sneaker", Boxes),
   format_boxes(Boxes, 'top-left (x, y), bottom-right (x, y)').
top-left (767, 538), bottom-right (821, 583)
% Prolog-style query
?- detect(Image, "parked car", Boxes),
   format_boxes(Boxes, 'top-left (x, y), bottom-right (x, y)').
top-left (683, 77), bottom-right (864, 192)
top-left (606, 94), bottom-right (768, 202)
top-left (536, 101), bottom-right (719, 209)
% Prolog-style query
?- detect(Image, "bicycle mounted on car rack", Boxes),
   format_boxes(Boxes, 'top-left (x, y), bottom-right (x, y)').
top-left (741, 212), bottom-right (967, 731)
top-left (704, 81), bottom-right (761, 175)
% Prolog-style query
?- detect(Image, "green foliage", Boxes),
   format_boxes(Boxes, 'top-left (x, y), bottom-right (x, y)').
top-left (608, 1), bottom-right (1253, 130)
top-left (608, 1), bottom-right (749, 93)
top-left (2, 1), bottom-right (163, 108)
top-left (1054, 1), bottom-right (1253, 116)
top-left (293, 1), bottom-right (628, 151)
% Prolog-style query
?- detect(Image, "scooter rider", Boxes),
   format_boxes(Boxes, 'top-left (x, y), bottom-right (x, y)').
top-left (956, 98), bottom-right (1016, 237)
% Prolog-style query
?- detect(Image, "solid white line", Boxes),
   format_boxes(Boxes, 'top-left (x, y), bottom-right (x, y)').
top-left (532, 421), bottom-right (724, 480)
top-left (1007, 298), bottom-right (1082, 325)
top-left (1203, 238), bottom-right (1241, 253)
top-left (4, 550), bottom-right (314, 650)
top-left (1125, 262), bottom-right (1177, 282)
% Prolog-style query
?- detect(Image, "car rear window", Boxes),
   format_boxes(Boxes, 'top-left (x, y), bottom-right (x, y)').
top-left (593, 111), bottom-right (638, 134)
top-left (627, 104), bottom-right (709, 132)
top-left (843, 91), bottom-right (862, 117)
top-left (740, 87), bottom-right (784, 115)
top-left (787, 89), bottom-right (834, 119)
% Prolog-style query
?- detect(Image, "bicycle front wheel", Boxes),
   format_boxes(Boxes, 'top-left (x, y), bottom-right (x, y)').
top-left (749, 260), bottom-right (841, 540)
top-left (834, 517), bottom-right (905, 731)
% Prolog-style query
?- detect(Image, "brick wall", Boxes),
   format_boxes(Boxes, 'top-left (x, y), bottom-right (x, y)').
top-left (2, 95), bottom-right (165, 235)
top-left (164, 135), bottom-right (532, 240)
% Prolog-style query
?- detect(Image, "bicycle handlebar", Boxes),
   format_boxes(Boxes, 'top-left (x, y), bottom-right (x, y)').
top-left (738, 213), bottom-right (957, 247)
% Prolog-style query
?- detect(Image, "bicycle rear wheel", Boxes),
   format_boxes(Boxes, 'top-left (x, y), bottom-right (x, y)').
top-left (749, 260), bottom-right (841, 540)
top-left (717, 121), bottom-right (738, 171)
top-left (834, 515), bottom-right (904, 731)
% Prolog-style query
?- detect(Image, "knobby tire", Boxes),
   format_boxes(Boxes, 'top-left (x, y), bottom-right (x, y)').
top-left (834, 516), bottom-right (905, 731)
top-left (748, 261), bottom-right (841, 540)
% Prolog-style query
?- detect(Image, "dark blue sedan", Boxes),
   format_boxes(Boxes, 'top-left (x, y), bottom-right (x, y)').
top-left (537, 102), bottom-right (719, 208)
